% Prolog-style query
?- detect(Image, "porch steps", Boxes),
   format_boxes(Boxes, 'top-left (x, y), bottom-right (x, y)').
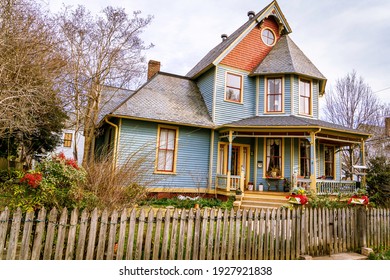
top-left (239, 191), bottom-right (289, 210)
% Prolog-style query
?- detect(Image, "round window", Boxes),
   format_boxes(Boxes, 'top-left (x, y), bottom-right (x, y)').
top-left (262, 28), bottom-right (275, 46)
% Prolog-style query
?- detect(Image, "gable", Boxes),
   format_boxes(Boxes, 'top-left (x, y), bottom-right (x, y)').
top-left (220, 17), bottom-right (281, 72)
top-left (186, 0), bottom-right (291, 78)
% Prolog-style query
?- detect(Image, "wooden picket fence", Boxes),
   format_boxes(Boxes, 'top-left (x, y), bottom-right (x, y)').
top-left (0, 206), bottom-right (389, 260)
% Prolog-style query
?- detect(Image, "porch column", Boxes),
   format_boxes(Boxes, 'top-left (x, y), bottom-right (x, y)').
top-left (227, 130), bottom-right (233, 192)
top-left (309, 132), bottom-right (317, 193)
top-left (360, 138), bottom-right (366, 187)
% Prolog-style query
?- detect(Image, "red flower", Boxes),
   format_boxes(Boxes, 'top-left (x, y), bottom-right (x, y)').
top-left (57, 152), bottom-right (66, 160)
top-left (20, 173), bottom-right (42, 189)
top-left (65, 158), bottom-right (79, 170)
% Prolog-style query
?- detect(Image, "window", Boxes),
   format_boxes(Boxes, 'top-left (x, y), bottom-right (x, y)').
top-left (266, 138), bottom-right (282, 177)
top-left (324, 146), bottom-right (335, 178)
top-left (261, 28), bottom-right (275, 46)
top-left (266, 77), bottom-right (282, 112)
top-left (225, 73), bottom-right (242, 103)
top-left (299, 79), bottom-right (311, 115)
top-left (63, 133), bottom-right (72, 148)
top-left (299, 139), bottom-right (311, 177)
top-left (156, 127), bottom-right (178, 173)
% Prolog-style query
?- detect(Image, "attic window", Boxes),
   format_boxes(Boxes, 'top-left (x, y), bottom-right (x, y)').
top-left (261, 28), bottom-right (275, 46)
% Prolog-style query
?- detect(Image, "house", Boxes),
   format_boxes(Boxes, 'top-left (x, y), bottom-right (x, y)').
top-left (96, 1), bottom-right (370, 200)
top-left (54, 85), bottom-right (134, 165)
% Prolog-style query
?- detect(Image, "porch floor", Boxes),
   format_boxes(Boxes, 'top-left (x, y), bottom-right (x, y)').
top-left (239, 191), bottom-right (290, 210)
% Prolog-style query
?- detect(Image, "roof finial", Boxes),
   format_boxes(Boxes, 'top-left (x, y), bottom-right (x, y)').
top-left (247, 11), bottom-right (255, 20)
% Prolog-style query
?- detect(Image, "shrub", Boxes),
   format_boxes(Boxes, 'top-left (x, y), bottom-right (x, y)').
top-left (366, 156), bottom-right (390, 207)
top-left (2, 153), bottom-right (94, 212)
top-left (81, 152), bottom-right (151, 210)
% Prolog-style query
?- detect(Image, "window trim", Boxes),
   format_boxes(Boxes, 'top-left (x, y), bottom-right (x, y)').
top-left (263, 138), bottom-right (284, 178)
top-left (324, 145), bottom-right (335, 178)
top-left (261, 27), bottom-right (276, 46)
top-left (299, 139), bottom-right (311, 177)
top-left (63, 133), bottom-right (72, 148)
top-left (265, 76), bottom-right (284, 113)
top-left (155, 125), bottom-right (179, 174)
top-left (225, 72), bottom-right (243, 104)
top-left (299, 78), bottom-right (312, 116)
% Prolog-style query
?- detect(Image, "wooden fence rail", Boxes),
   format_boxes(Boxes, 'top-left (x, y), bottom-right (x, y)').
top-left (0, 206), bottom-right (389, 260)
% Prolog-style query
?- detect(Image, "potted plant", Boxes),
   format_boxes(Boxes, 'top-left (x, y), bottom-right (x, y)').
top-left (347, 188), bottom-right (369, 206)
top-left (269, 167), bottom-right (279, 178)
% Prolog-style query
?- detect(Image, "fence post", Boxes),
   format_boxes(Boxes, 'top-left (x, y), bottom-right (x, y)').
top-left (357, 207), bottom-right (367, 248)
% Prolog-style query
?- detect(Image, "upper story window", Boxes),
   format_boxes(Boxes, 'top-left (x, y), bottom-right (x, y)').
top-left (299, 79), bottom-right (311, 115)
top-left (156, 126), bottom-right (178, 173)
top-left (63, 133), bottom-right (72, 147)
top-left (266, 77), bottom-right (283, 112)
top-left (225, 73), bottom-right (242, 103)
top-left (261, 28), bottom-right (276, 46)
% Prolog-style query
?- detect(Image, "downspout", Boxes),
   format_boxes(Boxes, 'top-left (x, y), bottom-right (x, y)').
top-left (104, 117), bottom-right (118, 170)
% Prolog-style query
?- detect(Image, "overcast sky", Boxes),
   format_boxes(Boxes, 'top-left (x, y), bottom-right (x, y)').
top-left (47, 0), bottom-right (390, 103)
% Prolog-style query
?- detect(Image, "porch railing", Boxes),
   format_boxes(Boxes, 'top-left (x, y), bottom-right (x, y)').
top-left (296, 178), bottom-right (311, 191)
top-left (216, 174), bottom-right (241, 191)
top-left (316, 180), bottom-right (357, 195)
top-left (296, 178), bottom-right (358, 195)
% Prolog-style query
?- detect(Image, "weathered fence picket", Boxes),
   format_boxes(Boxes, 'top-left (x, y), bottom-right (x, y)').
top-left (1, 206), bottom-right (389, 260)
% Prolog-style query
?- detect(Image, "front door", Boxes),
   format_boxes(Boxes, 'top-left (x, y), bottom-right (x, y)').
top-left (218, 143), bottom-right (250, 189)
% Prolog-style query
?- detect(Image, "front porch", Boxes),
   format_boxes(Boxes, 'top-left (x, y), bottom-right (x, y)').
top-left (216, 174), bottom-right (359, 196)
top-left (214, 119), bottom-right (369, 199)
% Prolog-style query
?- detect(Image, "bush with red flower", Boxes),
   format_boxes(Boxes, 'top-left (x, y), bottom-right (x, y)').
top-left (5, 153), bottom-right (95, 212)
top-left (286, 187), bottom-right (308, 205)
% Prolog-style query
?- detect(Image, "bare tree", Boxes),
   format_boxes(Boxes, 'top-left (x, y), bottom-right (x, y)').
top-left (0, 0), bottom-right (67, 166)
top-left (56, 5), bottom-right (153, 165)
top-left (323, 70), bottom-right (388, 179)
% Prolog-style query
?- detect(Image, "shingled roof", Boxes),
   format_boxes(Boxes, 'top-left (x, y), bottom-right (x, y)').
top-left (186, 1), bottom-right (288, 78)
top-left (97, 86), bottom-right (135, 123)
top-left (110, 73), bottom-right (214, 128)
top-left (251, 35), bottom-right (326, 81)
top-left (221, 115), bottom-right (369, 136)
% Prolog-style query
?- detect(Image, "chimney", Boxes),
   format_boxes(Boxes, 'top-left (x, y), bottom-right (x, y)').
top-left (221, 34), bottom-right (228, 42)
top-left (247, 11), bottom-right (255, 20)
top-left (147, 60), bottom-right (160, 80)
top-left (386, 117), bottom-right (390, 137)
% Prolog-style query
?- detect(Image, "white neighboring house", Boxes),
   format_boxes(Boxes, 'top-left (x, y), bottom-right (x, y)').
top-left (53, 85), bottom-right (134, 165)
top-left (54, 128), bottom-right (85, 165)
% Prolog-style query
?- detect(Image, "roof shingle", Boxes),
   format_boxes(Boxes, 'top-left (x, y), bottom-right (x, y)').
top-left (251, 35), bottom-right (326, 80)
top-left (111, 73), bottom-right (214, 128)
top-left (222, 115), bottom-right (369, 136)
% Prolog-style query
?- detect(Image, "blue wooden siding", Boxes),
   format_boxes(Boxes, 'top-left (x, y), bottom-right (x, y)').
top-left (258, 77), bottom-right (265, 114)
top-left (284, 75), bottom-right (291, 115)
top-left (196, 68), bottom-right (215, 117)
top-left (214, 66), bottom-right (256, 125)
top-left (313, 80), bottom-right (319, 119)
top-left (293, 75), bottom-right (299, 115)
top-left (118, 119), bottom-right (211, 190)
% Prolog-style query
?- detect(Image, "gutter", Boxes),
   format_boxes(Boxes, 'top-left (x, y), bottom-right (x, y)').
top-left (104, 117), bottom-right (118, 170)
